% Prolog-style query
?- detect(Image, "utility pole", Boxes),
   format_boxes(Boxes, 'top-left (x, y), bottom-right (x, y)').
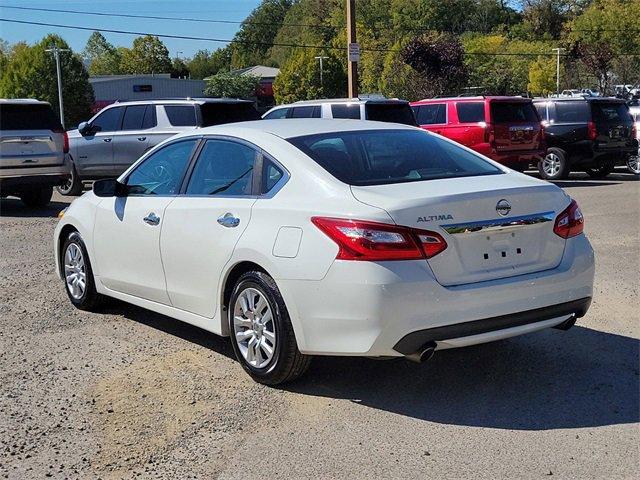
top-left (45, 45), bottom-right (70, 128)
top-left (346, 0), bottom-right (359, 98)
top-left (551, 48), bottom-right (564, 97)
top-left (315, 55), bottom-right (329, 90)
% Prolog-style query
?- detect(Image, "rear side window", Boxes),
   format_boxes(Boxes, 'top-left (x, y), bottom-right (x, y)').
top-left (456, 102), bottom-right (485, 123)
top-left (552, 102), bottom-right (590, 123)
top-left (91, 107), bottom-right (123, 132)
top-left (291, 106), bottom-right (321, 118)
top-left (331, 104), bottom-right (361, 119)
top-left (414, 104), bottom-right (446, 125)
top-left (165, 105), bottom-right (197, 126)
top-left (262, 160), bottom-right (284, 194)
top-left (0, 104), bottom-right (61, 130)
top-left (263, 108), bottom-right (289, 119)
top-left (121, 105), bottom-right (147, 130)
top-left (592, 103), bottom-right (632, 123)
top-left (490, 102), bottom-right (538, 123)
top-left (289, 129), bottom-right (502, 186)
top-left (365, 103), bottom-right (417, 126)
top-left (200, 102), bottom-right (261, 126)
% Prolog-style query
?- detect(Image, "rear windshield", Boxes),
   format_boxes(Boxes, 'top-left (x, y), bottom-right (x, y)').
top-left (200, 102), bottom-right (261, 126)
top-left (288, 129), bottom-right (502, 186)
top-left (552, 101), bottom-right (590, 123)
top-left (365, 103), bottom-right (417, 126)
top-left (591, 102), bottom-right (632, 124)
top-left (0, 104), bottom-right (61, 130)
top-left (490, 102), bottom-right (538, 123)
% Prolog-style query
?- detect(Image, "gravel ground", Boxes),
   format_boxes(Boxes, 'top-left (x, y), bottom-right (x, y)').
top-left (1, 171), bottom-right (638, 479)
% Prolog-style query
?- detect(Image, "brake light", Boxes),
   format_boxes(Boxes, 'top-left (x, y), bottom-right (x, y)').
top-left (631, 122), bottom-right (637, 139)
top-left (311, 217), bottom-right (447, 261)
top-left (484, 122), bottom-right (495, 145)
top-left (53, 127), bottom-right (69, 153)
top-left (553, 200), bottom-right (584, 238)
top-left (587, 121), bottom-right (598, 141)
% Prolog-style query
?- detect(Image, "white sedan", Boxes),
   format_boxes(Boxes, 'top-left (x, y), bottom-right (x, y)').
top-left (54, 120), bottom-right (595, 385)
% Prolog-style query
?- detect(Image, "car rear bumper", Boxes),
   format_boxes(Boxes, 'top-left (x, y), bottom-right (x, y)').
top-left (0, 160), bottom-right (71, 194)
top-left (277, 234), bottom-right (595, 357)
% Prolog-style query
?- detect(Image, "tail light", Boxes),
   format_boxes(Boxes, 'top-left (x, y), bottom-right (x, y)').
top-left (53, 127), bottom-right (69, 153)
top-left (587, 121), bottom-right (598, 141)
top-left (631, 122), bottom-right (637, 139)
top-left (553, 200), bottom-right (584, 238)
top-left (484, 122), bottom-right (495, 146)
top-left (311, 217), bottom-right (447, 261)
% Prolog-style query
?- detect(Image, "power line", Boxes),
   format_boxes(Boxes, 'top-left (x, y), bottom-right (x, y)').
top-left (0, 4), bottom-right (334, 31)
top-left (1, 18), bottom-right (639, 57)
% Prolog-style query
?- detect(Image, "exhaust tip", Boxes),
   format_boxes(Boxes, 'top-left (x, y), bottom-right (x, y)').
top-left (406, 342), bottom-right (437, 363)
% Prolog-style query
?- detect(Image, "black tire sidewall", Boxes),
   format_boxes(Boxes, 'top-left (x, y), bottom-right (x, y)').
top-left (228, 273), bottom-right (290, 380)
top-left (56, 162), bottom-right (82, 196)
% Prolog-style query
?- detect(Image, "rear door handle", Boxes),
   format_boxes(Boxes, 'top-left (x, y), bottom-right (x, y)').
top-left (217, 212), bottom-right (240, 228)
top-left (143, 212), bottom-right (160, 226)
top-left (103, 138), bottom-right (112, 143)
top-left (137, 137), bottom-right (146, 141)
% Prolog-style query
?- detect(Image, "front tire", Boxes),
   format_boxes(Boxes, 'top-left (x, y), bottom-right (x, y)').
top-left (538, 148), bottom-right (570, 180)
top-left (228, 271), bottom-right (311, 385)
top-left (61, 232), bottom-right (105, 311)
top-left (627, 151), bottom-right (640, 175)
top-left (56, 163), bottom-right (83, 196)
top-left (20, 187), bottom-right (53, 208)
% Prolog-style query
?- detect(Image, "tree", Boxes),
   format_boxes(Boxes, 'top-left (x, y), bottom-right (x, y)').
top-left (187, 48), bottom-right (232, 79)
top-left (0, 34), bottom-right (94, 128)
top-left (528, 56), bottom-right (560, 95)
top-left (119, 35), bottom-right (172, 74)
top-left (273, 49), bottom-right (346, 104)
top-left (401, 32), bottom-right (468, 98)
top-left (230, 0), bottom-right (293, 68)
top-left (83, 32), bottom-right (122, 75)
top-left (171, 57), bottom-right (190, 78)
top-left (204, 72), bottom-right (261, 98)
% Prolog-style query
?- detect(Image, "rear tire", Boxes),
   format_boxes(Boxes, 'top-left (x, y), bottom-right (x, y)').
top-left (626, 152), bottom-right (640, 175)
top-left (20, 187), bottom-right (53, 208)
top-left (585, 160), bottom-right (615, 179)
top-left (56, 163), bottom-right (83, 196)
top-left (228, 271), bottom-right (311, 385)
top-left (538, 148), bottom-right (570, 180)
top-left (61, 232), bottom-right (105, 311)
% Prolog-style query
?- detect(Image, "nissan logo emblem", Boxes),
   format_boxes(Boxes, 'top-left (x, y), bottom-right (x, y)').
top-left (496, 199), bottom-right (511, 216)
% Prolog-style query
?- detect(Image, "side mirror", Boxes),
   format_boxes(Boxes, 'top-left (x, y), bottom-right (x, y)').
top-left (78, 121), bottom-right (91, 135)
top-left (93, 178), bottom-right (127, 197)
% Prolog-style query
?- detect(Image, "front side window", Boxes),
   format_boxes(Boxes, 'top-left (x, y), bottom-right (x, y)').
top-left (289, 129), bottom-right (502, 186)
top-left (126, 139), bottom-right (197, 195)
top-left (456, 102), bottom-right (485, 123)
top-left (415, 104), bottom-right (446, 125)
top-left (186, 139), bottom-right (256, 196)
top-left (331, 104), bottom-right (361, 119)
top-left (91, 107), bottom-right (123, 132)
top-left (165, 105), bottom-right (197, 126)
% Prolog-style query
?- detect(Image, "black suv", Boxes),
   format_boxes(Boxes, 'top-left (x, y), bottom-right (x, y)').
top-left (533, 97), bottom-right (637, 179)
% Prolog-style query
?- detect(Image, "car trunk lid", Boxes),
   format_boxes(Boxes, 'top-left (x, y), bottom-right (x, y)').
top-left (350, 173), bottom-right (568, 286)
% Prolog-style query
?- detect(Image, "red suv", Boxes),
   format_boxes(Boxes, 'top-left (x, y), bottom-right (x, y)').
top-left (411, 96), bottom-right (545, 170)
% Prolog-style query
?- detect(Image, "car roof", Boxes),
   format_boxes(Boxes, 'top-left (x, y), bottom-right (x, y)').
top-left (272, 98), bottom-right (409, 108)
top-left (103, 98), bottom-right (253, 107)
top-left (411, 96), bottom-right (529, 104)
top-left (0, 98), bottom-right (51, 105)
top-left (533, 97), bottom-right (627, 103)
top-left (175, 119), bottom-right (417, 140)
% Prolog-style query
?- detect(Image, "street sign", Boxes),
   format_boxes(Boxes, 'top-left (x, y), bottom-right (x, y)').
top-left (348, 43), bottom-right (360, 63)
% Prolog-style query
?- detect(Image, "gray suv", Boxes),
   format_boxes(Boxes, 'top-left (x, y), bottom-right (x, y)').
top-left (61, 98), bottom-right (261, 195)
top-left (0, 99), bottom-right (70, 207)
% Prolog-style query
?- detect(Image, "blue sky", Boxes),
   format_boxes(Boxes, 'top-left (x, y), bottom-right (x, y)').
top-left (0, 0), bottom-right (263, 57)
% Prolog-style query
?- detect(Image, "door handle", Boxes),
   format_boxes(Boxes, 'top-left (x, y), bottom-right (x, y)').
top-left (137, 137), bottom-right (147, 141)
top-left (217, 212), bottom-right (240, 228)
top-left (143, 212), bottom-right (160, 226)
top-left (103, 138), bottom-right (112, 142)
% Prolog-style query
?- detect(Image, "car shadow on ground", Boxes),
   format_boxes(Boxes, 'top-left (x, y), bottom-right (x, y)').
top-left (0, 197), bottom-right (70, 218)
top-left (525, 168), bottom-right (637, 188)
top-left (108, 300), bottom-right (639, 432)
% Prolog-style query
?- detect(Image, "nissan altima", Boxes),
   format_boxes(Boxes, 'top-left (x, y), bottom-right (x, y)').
top-left (54, 120), bottom-right (595, 385)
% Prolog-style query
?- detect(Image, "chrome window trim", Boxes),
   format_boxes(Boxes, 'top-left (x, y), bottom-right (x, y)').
top-left (441, 211), bottom-right (556, 235)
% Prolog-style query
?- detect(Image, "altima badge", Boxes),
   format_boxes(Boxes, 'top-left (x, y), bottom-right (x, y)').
top-left (496, 199), bottom-right (511, 216)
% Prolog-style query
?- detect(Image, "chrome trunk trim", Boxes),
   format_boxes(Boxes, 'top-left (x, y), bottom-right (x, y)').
top-left (441, 211), bottom-right (555, 235)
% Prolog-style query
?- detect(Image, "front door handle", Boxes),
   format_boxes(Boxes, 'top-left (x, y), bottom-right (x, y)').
top-left (217, 212), bottom-right (240, 228)
top-left (103, 138), bottom-right (112, 143)
top-left (143, 212), bottom-right (160, 226)
top-left (137, 137), bottom-right (146, 141)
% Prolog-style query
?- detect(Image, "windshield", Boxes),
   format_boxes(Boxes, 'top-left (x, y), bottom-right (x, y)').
top-left (288, 129), bottom-right (503, 186)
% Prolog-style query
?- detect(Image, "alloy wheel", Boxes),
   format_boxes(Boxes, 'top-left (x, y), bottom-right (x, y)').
top-left (64, 243), bottom-right (86, 300)
top-left (543, 153), bottom-right (561, 177)
top-left (233, 287), bottom-right (276, 369)
top-left (628, 152), bottom-right (640, 174)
